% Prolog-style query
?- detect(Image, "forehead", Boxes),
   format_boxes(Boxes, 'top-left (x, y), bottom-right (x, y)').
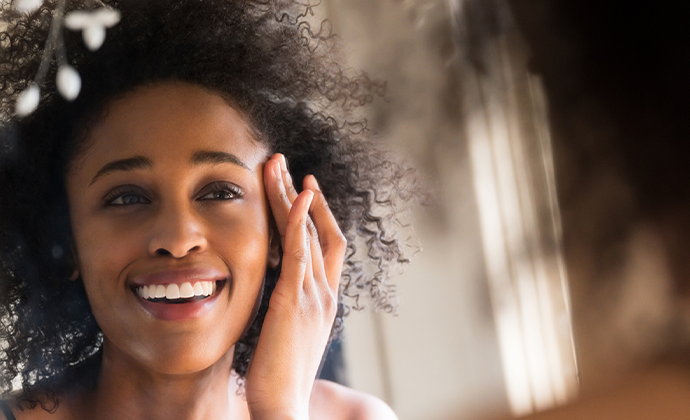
top-left (71, 82), bottom-right (268, 174)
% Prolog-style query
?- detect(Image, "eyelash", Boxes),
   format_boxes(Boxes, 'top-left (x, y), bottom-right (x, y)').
top-left (197, 181), bottom-right (244, 201)
top-left (102, 182), bottom-right (244, 207)
top-left (103, 185), bottom-right (149, 207)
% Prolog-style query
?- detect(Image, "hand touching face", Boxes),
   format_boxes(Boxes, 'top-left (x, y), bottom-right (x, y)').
top-left (244, 154), bottom-right (346, 419)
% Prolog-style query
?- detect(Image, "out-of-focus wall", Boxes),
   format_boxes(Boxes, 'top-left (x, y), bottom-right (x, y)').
top-left (508, 0), bottom-right (690, 390)
top-left (317, 1), bottom-right (509, 419)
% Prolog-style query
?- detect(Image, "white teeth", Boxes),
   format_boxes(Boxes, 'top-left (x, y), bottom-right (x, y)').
top-left (166, 283), bottom-right (181, 300)
top-left (136, 280), bottom-right (219, 301)
top-left (193, 282), bottom-right (204, 296)
top-left (180, 282), bottom-right (194, 298)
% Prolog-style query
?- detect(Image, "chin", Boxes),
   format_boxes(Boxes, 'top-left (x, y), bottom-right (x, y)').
top-left (102, 327), bottom-right (238, 377)
top-left (147, 343), bottom-right (235, 376)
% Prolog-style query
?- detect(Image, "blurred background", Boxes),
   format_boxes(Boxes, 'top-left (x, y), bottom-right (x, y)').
top-left (313, 1), bottom-right (690, 419)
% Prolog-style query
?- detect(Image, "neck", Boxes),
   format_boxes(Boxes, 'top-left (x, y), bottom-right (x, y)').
top-left (80, 341), bottom-right (248, 420)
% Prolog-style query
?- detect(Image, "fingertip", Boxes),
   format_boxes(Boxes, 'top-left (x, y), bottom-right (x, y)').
top-left (264, 155), bottom-right (280, 179)
top-left (300, 190), bottom-right (314, 217)
top-left (304, 189), bottom-right (315, 208)
top-left (304, 175), bottom-right (322, 204)
top-left (278, 153), bottom-right (288, 173)
top-left (290, 189), bottom-right (314, 218)
top-left (303, 174), bottom-right (320, 191)
top-left (272, 160), bottom-right (281, 180)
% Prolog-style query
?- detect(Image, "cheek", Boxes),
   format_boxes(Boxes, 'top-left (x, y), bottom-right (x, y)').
top-left (208, 203), bottom-right (272, 308)
top-left (210, 215), bottom-right (271, 275)
top-left (208, 195), bottom-right (273, 263)
top-left (70, 213), bottom-right (146, 300)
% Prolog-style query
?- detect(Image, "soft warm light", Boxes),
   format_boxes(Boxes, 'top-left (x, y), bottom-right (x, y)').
top-left (460, 23), bottom-right (579, 416)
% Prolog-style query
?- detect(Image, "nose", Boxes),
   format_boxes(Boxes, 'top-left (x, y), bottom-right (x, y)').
top-left (147, 201), bottom-right (208, 259)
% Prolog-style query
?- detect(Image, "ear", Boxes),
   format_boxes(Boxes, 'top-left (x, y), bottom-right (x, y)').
top-left (267, 226), bottom-right (281, 269)
top-left (68, 243), bottom-right (81, 281)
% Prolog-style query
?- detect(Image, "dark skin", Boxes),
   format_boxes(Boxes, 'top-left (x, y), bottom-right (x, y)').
top-left (4, 82), bottom-right (396, 420)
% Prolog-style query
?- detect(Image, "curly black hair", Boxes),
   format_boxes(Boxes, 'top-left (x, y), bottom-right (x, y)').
top-left (0, 0), bottom-right (416, 409)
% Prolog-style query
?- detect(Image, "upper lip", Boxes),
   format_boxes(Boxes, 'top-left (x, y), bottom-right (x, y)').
top-left (130, 267), bottom-right (228, 287)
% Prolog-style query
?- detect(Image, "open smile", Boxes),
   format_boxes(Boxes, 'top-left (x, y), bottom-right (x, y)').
top-left (133, 279), bottom-right (228, 321)
top-left (134, 280), bottom-right (219, 302)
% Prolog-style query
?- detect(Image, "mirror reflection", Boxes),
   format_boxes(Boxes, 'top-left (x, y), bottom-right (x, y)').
top-left (1, 0), bottom-right (688, 419)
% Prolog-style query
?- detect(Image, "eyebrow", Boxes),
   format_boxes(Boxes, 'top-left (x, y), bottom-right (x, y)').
top-left (90, 156), bottom-right (153, 185)
top-left (89, 150), bottom-right (251, 185)
top-left (190, 150), bottom-right (250, 171)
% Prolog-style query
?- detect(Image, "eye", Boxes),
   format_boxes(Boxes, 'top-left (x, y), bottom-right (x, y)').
top-left (198, 181), bottom-right (244, 201)
top-left (103, 186), bottom-right (151, 207)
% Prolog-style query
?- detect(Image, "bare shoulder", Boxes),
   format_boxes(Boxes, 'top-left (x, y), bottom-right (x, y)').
top-left (311, 379), bottom-right (398, 420)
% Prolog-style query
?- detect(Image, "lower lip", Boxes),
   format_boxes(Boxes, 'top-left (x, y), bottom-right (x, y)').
top-left (135, 280), bottom-right (227, 321)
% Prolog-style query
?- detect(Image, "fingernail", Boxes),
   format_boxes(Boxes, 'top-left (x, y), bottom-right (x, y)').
top-left (305, 190), bottom-right (314, 210)
top-left (273, 161), bottom-right (281, 180)
top-left (279, 154), bottom-right (288, 173)
top-left (311, 175), bottom-right (321, 191)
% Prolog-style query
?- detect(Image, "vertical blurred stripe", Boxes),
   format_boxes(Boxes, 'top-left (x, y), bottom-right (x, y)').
top-left (450, 0), bottom-right (579, 415)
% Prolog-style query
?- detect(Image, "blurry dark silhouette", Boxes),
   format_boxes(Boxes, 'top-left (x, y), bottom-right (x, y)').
top-left (492, 0), bottom-right (690, 418)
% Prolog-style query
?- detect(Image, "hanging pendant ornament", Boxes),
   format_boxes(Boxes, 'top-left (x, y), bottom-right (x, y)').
top-left (12, 0), bottom-right (44, 14)
top-left (56, 64), bottom-right (81, 100)
top-left (15, 84), bottom-right (40, 116)
top-left (82, 24), bottom-right (105, 51)
top-left (64, 8), bottom-right (121, 51)
top-left (13, 1), bottom-right (120, 116)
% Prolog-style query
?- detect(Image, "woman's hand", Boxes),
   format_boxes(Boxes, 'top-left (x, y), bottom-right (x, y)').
top-left (246, 153), bottom-right (347, 420)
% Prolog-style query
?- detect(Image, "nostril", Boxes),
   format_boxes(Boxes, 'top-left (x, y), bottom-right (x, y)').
top-left (155, 246), bottom-right (201, 258)
top-left (156, 248), bottom-right (172, 256)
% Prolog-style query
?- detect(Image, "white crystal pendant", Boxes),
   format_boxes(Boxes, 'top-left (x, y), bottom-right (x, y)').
top-left (83, 25), bottom-right (106, 51)
top-left (15, 83), bottom-right (40, 116)
top-left (92, 8), bottom-right (121, 27)
top-left (65, 8), bottom-right (121, 51)
top-left (13, 0), bottom-right (44, 14)
top-left (56, 65), bottom-right (81, 101)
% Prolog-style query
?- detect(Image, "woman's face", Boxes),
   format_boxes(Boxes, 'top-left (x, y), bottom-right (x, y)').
top-left (66, 82), bottom-right (278, 374)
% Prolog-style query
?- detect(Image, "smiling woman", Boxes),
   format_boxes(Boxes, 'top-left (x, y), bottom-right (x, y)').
top-left (0, 1), bottom-right (416, 419)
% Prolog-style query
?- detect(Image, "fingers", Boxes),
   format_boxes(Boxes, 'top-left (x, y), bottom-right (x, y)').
top-left (264, 154), bottom-right (345, 295)
top-left (277, 154), bottom-right (299, 202)
top-left (280, 190), bottom-right (313, 289)
top-left (264, 156), bottom-right (293, 249)
top-left (303, 175), bottom-right (346, 293)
